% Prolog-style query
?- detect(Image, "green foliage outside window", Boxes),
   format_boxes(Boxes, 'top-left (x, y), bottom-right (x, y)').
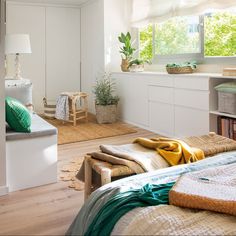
top-left (139, 24), bottom-right (153, 60)
top-left (204, 12), bottom-right (236, 56)
top-left (155, 16), bottom-right (200, 55)
top-left (139, 11), bottom-right (236, 59)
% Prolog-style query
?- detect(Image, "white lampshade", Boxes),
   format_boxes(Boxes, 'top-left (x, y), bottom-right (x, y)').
top-left (5, 34), bottom-right (32, 55)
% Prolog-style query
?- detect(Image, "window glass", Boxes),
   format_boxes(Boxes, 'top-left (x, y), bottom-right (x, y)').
top-left (139, 10), bottom-right (236, 61)
top-left (204, 10), bottom-right (236, 57)
top-left (154, 16), bottom-right (201, 55)
top-left (139, 24), bottom-right (153, 60)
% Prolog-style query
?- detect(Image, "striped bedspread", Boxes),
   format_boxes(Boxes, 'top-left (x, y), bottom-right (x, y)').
top-left (66, 151), bottom-right (236, 236)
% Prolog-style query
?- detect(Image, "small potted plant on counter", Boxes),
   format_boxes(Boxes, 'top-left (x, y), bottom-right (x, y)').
top-left (118, 32), bottom-right (136, 72)
top-left (166, 61), bottom-right (197, 74)
top-left (128, 58), bottom-right (151, 72)
top-left (93, 74), bottom-right (119, 124)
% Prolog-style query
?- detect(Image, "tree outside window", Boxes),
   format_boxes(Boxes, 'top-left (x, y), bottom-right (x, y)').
top-left (139, 10), bottom-right (236, 62)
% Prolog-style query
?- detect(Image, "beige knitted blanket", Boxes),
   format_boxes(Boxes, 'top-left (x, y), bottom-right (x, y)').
top-left (170, 163), bottom-right (236, 216)
top-left (112, 163), bottom-right (236, 235)
top-left (112, 205), bottom-right (236, 235)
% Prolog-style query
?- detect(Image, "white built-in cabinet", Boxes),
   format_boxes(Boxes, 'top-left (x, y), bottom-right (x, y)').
top-left (114, 72), bottom-right (235, 138)
top-left (6, 2), bottom-right (80, 112)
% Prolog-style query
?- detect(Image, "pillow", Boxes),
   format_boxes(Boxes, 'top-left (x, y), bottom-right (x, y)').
top-left (215, 82), bottom-right (236, 94)
top-left (5, 82), bottom-right (33, 106)
top-left (5, 97), bottom-right (31, 133)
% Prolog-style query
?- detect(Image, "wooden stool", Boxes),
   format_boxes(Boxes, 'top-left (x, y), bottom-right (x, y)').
top-left (61, 92), bottom-right (88, 126)
top-left (84, 155), bottom-right (135, 200)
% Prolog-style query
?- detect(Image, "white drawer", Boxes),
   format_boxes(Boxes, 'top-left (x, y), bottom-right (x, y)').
top-left (174, 89), bottom-right (209, 110)
top-left (175, 106), bottom-right (209, 137)
top-left (149, 101), bottom-right (174, 136)
top-left (148, 76), bottom-right (174, 87)
top-left (149, 86), bottom-right (174, 104)
top-left (174, 77), bottom-right (209, 91)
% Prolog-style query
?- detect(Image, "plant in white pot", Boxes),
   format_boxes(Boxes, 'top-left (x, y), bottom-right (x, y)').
top-left (93, 75), bottom-right (119, 124)
top-left (128, 58), bottom-right (151, 72)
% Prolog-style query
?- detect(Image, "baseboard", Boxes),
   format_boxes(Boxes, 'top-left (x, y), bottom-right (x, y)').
top-left (0, 186), bottom-right (9, 196)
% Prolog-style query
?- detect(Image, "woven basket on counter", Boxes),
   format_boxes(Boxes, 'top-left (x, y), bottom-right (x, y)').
top-left (166, 66), bottom-right (193, 74)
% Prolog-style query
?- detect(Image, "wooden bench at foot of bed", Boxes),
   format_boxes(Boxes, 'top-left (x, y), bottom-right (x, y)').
top-left (84, 155), bottom-right (135, 200)
top-left (83, 133), bottom-right (236, 200)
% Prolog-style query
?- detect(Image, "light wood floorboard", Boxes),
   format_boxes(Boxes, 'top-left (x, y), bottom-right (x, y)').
top-left (0, 125), bottom-right (156, 236)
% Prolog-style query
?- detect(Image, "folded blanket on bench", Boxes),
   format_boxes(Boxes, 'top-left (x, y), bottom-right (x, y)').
top-left (133, 137), bottom-right (204, 166)
top-left (76, 133), bottom-right (236, 182)
top-left (169, 163), bottom-right (236, 216)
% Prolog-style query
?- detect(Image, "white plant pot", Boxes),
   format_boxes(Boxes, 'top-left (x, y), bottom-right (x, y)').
top-left (129, 64), bottom-right (144, 72)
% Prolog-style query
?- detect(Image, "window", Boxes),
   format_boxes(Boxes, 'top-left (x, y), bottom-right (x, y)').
top-left (204, 11), bottom-right (236, 57)
top-left (139, 9), bottom-right (236, 62)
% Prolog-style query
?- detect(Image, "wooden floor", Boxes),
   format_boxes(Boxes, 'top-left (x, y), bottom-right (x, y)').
top-left (0, 125), bottom-right (155, 236)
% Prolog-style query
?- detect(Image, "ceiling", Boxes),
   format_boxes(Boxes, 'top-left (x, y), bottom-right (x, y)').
top-left (7, 0), bottom-right (91, 6)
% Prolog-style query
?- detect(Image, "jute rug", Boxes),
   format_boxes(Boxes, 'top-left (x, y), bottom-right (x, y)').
top-left (42, 114), bottom-right (137, 191)
top-left (42, 114), bottom-right (137, 145)
top-left (60, 156), bottom-right (85, 191)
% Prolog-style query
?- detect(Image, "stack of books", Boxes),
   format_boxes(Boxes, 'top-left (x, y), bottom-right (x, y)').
top-left (218, 116), bottom-right (236, 140)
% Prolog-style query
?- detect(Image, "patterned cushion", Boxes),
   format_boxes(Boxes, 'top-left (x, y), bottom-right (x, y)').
top-left (5, 97), bottom-right (31, 133)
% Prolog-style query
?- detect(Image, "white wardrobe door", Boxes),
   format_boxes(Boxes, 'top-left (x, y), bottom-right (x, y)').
top-left (46, 7), bottom-right (80, 101)
top-left (6, 3), bottom-right (46, 112)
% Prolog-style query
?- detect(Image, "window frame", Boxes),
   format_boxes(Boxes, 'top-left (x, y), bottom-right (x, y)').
top-left (138, 13), bottom-right (236, 65)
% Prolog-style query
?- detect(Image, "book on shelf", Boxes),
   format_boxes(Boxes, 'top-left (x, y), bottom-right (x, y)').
top-left (217, 116), bottom-right (236, 140)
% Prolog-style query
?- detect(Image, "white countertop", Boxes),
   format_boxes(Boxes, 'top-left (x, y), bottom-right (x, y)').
top-left (111, 71), bottom-right (236, 80)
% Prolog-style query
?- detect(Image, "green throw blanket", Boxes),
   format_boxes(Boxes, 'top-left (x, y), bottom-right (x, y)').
top-left (84, 182), bottom-right (175, 236)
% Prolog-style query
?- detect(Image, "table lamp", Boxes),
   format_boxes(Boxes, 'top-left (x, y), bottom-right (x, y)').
top-left (5, 34), bottom-right (32, 79)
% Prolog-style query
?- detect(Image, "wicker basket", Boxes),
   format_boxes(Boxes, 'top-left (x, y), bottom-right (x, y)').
top-left (95, 104), bottom-right (117, 124)
top-left (166, 66), bottom-right (193, 74)
top-left (218, 92), bottom-right (236, 115)
top-left (43, 97), bottom-right (56, 119)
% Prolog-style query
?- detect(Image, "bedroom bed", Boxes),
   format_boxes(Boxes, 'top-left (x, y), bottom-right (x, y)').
top-left (67, 150), bottom-right (236, 236)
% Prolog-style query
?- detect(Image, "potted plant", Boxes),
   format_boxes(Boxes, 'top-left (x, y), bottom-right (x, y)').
top-left (128, 58), bottom-right (151, 72)
top-left (166, 61), bottom-right (197, 74)
top-left (118, 32), bottom-right (136, 72)
top-left (93, 74), bottom-right (119, 124)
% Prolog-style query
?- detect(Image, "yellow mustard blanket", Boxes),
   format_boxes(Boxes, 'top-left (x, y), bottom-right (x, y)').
top-left (133, 137), bottom-right (205, 166)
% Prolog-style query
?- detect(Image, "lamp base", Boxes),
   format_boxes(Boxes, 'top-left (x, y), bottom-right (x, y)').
top-left (15, 53), bottom-right (22, 79)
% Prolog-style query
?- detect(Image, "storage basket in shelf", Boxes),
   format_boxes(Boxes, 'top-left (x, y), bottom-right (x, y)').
top-left (218, 92), bottom-right (236, 115)
top-left (43, 97), bottom-right (56, 119)
top-left (215, 82), bottom-right (236, 115)
top-left (166, 66), bottom-right (193, 74)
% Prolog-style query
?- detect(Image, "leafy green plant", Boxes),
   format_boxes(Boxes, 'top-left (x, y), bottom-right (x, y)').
top-left (93, 75), bottom-right (119, 106)
top-left (128, 58), bottom-right (151, 68)
top-left (118, 32), bottom-right (136, 61)
top-left (166, 61), bottom-right (197, 69)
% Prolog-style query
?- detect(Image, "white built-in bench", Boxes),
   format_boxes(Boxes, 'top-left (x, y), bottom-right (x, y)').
top-left (6, 114), bottom-right (58, 192)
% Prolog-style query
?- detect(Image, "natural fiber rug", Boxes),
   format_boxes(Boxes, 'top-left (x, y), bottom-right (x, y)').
top-left (60, 156), bottom-right (85, 191)
top-left (42, 114), bottom-right (137, 145)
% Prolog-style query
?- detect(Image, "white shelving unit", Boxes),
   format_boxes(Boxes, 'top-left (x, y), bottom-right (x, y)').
top-left (210, 111), bottom-right (236, 119)
top-left (113, 72), bottom-right (236, 137)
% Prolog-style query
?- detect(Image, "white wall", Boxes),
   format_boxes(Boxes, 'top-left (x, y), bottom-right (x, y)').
top-left (0, 0), bottom-right (7, 196)
top-left (81, 0), bottom-right (131, 113)
top-left (6, 2), bottom-right (81, 112)
top-left (104, 0), bottom-right (131, 72)
top-left (6, 3), bottom-right (46, 112)
top-left (81, 0), bottom-right (105, 113)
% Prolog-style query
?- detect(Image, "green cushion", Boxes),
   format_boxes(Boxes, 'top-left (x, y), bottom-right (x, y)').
top-left (215, 82), bottom-right (236, 94)
top-left (5, 97), bottom-right (31, 133)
